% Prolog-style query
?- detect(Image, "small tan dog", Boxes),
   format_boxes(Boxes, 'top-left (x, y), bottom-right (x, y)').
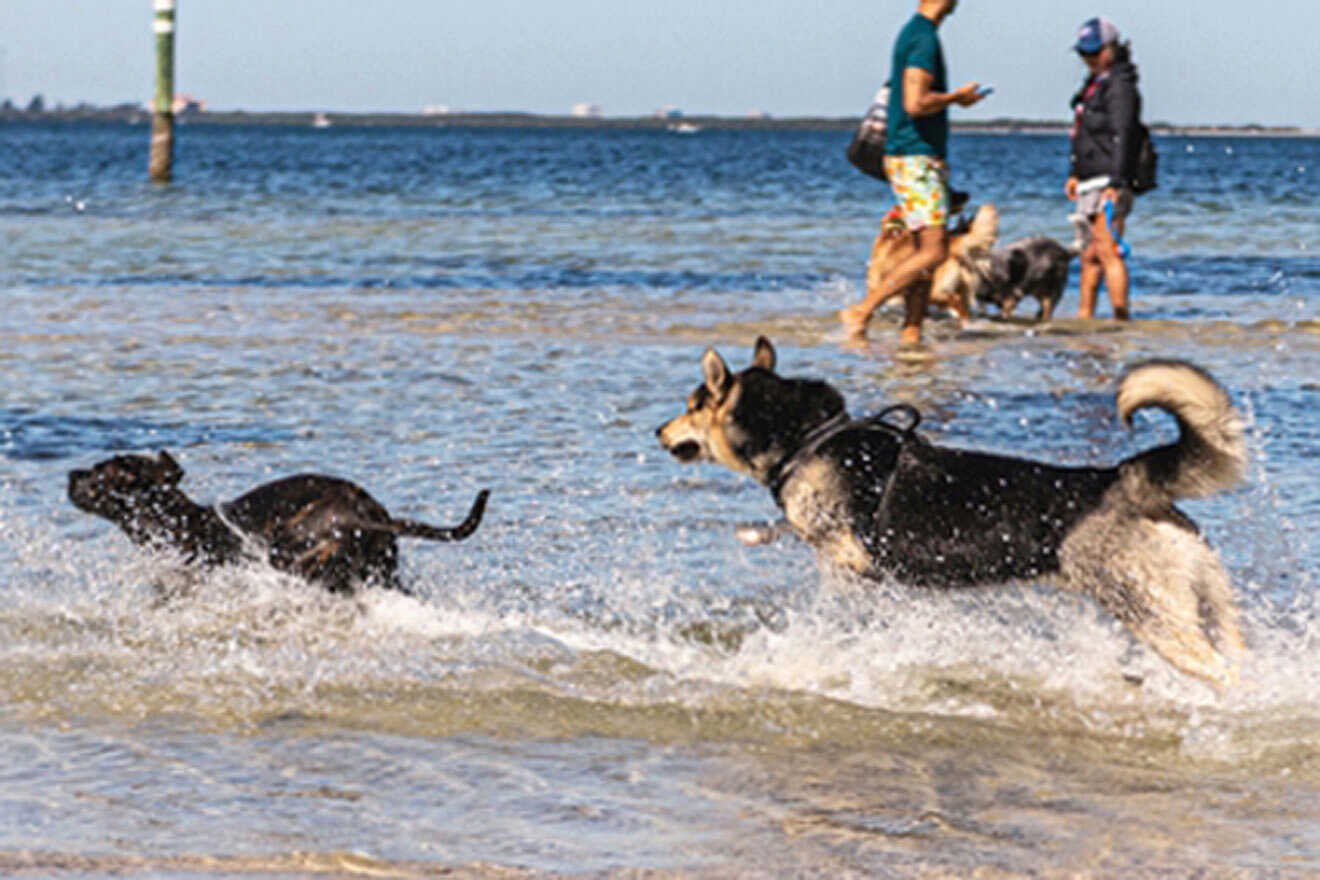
top-left (864, 203), bottom-right (999, 322)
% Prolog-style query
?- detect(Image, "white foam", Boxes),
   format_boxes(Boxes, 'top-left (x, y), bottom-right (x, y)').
top-left (5, 512), bottom-right (1319, 757)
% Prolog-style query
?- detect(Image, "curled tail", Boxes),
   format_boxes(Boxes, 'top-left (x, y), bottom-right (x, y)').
top-left (1117, 361), bottom-right (1245, 501)
top-left (390, 489), bottom-right (490, 542)
top-left (1058, 362), bottom-right (1247, 689)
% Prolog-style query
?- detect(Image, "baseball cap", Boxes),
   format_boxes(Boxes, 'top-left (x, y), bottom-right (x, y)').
top-left (1074, 17), bottom-right (1120, 54)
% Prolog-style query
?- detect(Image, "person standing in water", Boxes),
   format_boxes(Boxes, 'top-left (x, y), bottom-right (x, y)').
top-left (838, 0), bottom-right (985, 346)
top-left (1067, 16), bottom-right (1143, 320)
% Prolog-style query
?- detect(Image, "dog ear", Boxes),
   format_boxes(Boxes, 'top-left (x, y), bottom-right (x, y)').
top-left (156, 450), bottom-right (184, 485)
top-left (701, 348), bottom-right (731, 399)
top-left (751, 336), bottom-right (776, 371)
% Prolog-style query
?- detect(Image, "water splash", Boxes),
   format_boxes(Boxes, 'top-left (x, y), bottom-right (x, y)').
top-left (3, 508), bottom-right (1316, 770)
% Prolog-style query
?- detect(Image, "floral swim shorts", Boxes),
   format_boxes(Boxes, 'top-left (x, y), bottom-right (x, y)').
top-left (882, 154), bottom-right (949, 231)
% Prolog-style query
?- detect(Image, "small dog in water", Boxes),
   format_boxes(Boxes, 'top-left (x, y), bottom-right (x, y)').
top-left (68, 451), bottom-right (489, 594)
top-left (959, 215), bottom-right (1093, 321)
top-left (656, 337), bottom-right (1247, 688)
top-left (862, 203), bottom-right (1000, 322)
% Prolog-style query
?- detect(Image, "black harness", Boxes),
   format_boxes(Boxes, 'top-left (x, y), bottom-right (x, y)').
top-left (767, 404), bottom-right (923, 503)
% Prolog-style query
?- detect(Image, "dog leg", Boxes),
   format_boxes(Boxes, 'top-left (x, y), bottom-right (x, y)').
top-left (1059, 510), bottom-right (1245, 690)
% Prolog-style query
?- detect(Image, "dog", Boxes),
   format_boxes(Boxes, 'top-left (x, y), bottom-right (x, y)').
top-left (68, 450), bottom-right (489, 595)
top-left (656, 337), bottom-right (1248, 688)
top-left (958, 215), bottom-right (1093, 321)
top-left (865, 203), bottom-right (999, 322)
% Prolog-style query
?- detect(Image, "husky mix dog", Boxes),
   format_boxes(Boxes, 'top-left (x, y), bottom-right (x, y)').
top-left (69, 450), bottom-right (489, 595)
top-left (656, 337), bottom-right (1247, 688)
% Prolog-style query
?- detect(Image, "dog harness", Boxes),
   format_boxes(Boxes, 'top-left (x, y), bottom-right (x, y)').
top-left (767, 404), bottom-right (923, 504)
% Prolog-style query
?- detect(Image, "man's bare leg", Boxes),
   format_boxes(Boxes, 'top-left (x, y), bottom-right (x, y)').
top-left (840, 226), bottom-right (948, 338)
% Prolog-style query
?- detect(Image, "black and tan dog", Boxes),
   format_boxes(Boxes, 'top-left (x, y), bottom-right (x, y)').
top-left (967, 236), bottom-right (1076, 321)
top-left (69, 451), bottom-right (489, 594)
top-left (957, 216), bottom-right (1093, 321)
top-left (657, 337), bottom-right (1248, 688)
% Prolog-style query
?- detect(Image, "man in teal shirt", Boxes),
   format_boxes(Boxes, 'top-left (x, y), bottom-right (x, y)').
top-left (840, 0), bottom-right (984, 346)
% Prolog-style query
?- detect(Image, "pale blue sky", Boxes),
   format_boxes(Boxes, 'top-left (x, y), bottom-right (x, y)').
top-left (3, 1), bottom-right (1316, 126)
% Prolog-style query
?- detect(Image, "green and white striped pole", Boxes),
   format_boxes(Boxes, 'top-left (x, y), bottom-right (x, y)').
top-left (148, 0), bottom-right (176, 182)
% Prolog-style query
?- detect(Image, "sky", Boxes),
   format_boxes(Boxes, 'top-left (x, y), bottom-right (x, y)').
top-left (2, 1), bottom-right (1317, 127)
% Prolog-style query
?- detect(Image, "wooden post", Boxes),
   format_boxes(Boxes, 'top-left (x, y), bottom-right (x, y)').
top-left (148, 0), bottom-right (176, 182)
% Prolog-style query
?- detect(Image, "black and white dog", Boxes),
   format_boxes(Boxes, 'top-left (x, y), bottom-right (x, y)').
top-left (657, 337), bottom-right (1248, 688)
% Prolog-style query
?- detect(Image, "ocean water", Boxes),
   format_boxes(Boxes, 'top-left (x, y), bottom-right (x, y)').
top-left (1, 120), bottom-right (1319, 877)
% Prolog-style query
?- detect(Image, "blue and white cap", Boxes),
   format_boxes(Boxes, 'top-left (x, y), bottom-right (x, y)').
top-left (1074, 17), bottom-right (1120, 53)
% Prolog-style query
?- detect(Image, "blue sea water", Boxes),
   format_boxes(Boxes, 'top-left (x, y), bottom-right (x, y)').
top-left (1, 120), bottom-right (1319, 876)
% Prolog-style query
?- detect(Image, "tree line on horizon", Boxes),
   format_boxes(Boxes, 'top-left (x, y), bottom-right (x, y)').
top-left (0, 95), bottom-right (1303, 134)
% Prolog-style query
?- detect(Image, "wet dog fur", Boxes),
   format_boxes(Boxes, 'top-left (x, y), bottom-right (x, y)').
top-left (68, 451), bottom-right (489, 595)
top-left (963, 216), bottom-right (1093, 321)
top-left (866, 203), bottom-right (999, 322)
top-left (657, 337), bottom-right (1248, 688)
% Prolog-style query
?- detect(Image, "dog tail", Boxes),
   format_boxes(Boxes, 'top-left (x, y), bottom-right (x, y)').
top-left (1117, 362), bottom-right (1246, 501)
top-left (1057, 362), bottom-right (1248, 689)
top-left (389, 489), bottom-right (490, 542)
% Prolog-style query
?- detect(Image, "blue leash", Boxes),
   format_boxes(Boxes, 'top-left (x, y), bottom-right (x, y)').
top-left (1105, 198), bottom-right (1131, 259)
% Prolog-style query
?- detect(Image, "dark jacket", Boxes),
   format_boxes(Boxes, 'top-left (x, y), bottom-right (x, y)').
top-left (1069, 47), bottom-right (1142, 189)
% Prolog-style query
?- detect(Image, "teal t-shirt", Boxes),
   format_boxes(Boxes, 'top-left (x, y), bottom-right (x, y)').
top-left (885, 14), bottom-right (948, 158)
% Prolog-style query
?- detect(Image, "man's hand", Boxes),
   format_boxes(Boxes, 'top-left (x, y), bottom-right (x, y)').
top-left (903, 69), bottom-right (984, 116)
top-left (951, 82), bottom-right (984, 107)
top-left (1065, 176), bottom-right (1079, 199)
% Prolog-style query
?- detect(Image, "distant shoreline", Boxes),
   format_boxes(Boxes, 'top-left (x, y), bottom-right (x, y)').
top-left (2, 108), bottom-right (1315, 137)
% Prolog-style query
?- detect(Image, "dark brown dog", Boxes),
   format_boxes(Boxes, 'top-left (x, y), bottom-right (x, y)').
top-left (68, 450), bottom-right (489, 594)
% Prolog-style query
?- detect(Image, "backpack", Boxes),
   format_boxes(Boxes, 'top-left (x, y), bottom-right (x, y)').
top-left (846, 86), bottom-right (889, 181)
top-left (1131, 123), bottom-right (1157, 194)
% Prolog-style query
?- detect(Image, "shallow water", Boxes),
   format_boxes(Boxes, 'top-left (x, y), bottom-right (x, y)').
top-left (2, 121), bottom-right (1319, 877)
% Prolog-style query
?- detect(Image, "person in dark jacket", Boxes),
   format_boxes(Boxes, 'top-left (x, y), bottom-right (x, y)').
top-left (1066, 17), bottom-right (1141, 320)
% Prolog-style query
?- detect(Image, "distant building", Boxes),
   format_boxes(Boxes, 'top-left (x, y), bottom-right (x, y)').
top-left (571, 102), bottom-right (602, 118)
top-left (654, 105), bottom-right (684, 119)
top-left (746, 109), bottom-right (770, 120)
top-left (422, 105), bottom-right (452, 116)
top-left (170, 93), bottom-right (205, 114)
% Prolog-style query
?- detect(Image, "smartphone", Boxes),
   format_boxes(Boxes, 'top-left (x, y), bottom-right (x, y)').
top-left (975, 85), bottom-right (994, 97)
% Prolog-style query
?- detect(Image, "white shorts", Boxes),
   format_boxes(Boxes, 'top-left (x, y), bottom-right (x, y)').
top-left (1075, 176), bottom-right (1133, 220)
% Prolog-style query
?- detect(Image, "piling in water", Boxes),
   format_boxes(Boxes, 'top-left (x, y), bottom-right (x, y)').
top-left (148, 0), bottom-right (176, 183)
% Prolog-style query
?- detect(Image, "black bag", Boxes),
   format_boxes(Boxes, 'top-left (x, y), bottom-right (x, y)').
top-left (1131, 123), bottom-right (1157, 194)
top-left (846, 86), bottom-right (889, 181)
